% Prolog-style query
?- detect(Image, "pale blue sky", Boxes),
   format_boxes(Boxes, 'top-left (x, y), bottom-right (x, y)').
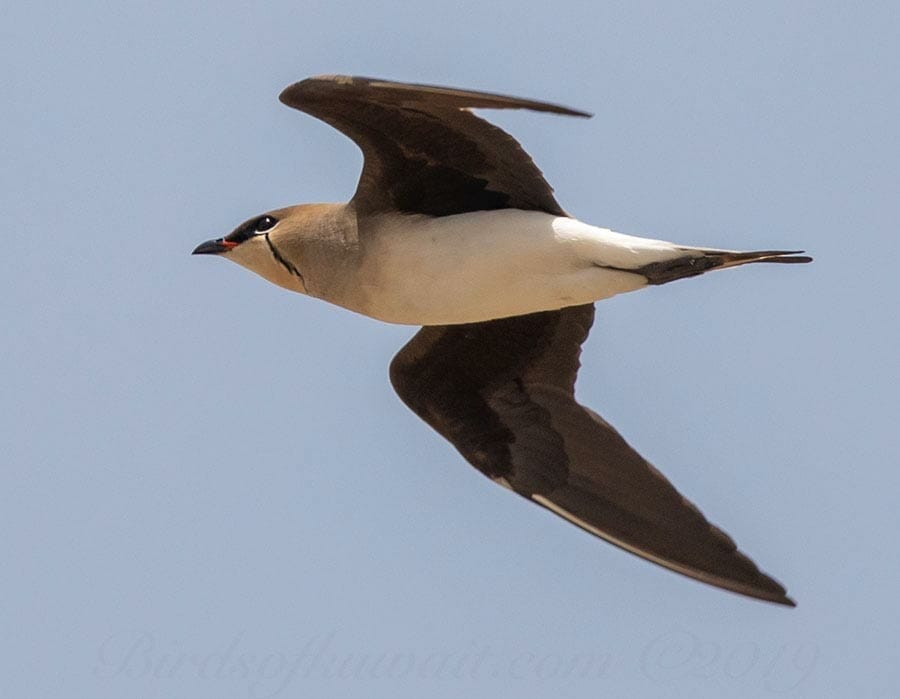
top-left (3, 2), bottom-right (898, 697)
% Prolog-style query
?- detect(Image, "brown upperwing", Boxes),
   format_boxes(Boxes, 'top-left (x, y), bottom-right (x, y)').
top-left (278, 75), bottom-right (590, 217)
top-left (389, 305), bottom-right (794, 606)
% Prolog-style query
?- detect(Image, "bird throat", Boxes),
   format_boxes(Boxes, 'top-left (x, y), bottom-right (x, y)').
top-left (265, 233), bottom-right (307, 293)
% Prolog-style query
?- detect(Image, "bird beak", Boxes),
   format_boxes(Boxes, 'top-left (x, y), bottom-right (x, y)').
top-left (191, 238), bottom-right (236, 255)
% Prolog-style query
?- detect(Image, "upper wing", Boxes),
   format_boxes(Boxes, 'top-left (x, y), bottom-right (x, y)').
top-left (279, 75), bottom-right (590, 217)
top-left (389, 305), bottom-right (795, 606)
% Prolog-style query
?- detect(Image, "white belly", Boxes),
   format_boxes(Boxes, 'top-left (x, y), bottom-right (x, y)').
top-left (356, 210), bottom-right (686, 325)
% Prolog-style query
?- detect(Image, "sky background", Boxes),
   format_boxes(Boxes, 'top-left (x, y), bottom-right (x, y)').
top-left (3, 1), bottom-right (898, 697)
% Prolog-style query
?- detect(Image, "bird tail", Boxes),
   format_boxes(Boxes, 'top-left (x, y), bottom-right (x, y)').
top-left (637, 248), bottom-right (813, 286)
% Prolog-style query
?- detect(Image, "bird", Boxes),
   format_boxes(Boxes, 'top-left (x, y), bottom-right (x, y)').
top-left (193, 75), bottom-right (809, 606)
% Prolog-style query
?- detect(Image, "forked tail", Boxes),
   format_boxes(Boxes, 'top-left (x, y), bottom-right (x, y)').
top-left (637, 249), bottom-right (813, 286)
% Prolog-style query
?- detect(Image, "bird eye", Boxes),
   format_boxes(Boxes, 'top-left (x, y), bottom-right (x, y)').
top-left (255, 215), bottom-right (278, 233)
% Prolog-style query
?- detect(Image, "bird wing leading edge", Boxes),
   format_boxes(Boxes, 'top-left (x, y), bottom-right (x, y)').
top-left (389, 305), bottom-right (795, 606)
top-left (278, 74), bottom-right (590, 217)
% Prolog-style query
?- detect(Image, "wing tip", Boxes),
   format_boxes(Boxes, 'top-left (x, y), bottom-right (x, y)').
top-left (733, 577), bottom-right (796, 607)
top-left (531, 492), bottom-right (796, 607)
top-left (278, 74), bottom-right (593, 118)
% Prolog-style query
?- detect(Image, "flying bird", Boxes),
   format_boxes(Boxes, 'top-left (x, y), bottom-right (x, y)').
top-left (193, 75), bottom-right (809, 606)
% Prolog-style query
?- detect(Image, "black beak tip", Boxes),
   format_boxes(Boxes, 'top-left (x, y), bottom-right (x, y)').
top-left (192, 239), bottom-right (226, 256)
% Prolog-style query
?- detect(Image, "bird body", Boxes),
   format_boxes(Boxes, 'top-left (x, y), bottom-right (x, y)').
top-left (227, 205), bottom-right (802, 325)
top-left (193, 75), bottom-right (810, 606)
top-left (358, 209), bottom-right (654, 324)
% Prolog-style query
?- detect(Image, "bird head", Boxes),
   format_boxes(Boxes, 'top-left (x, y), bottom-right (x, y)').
top-left (192, 207), bottom-right (308, 293)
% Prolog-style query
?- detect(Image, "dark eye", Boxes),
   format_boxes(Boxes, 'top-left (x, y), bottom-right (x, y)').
top-left (255, 215), bottom-right (277, 233)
